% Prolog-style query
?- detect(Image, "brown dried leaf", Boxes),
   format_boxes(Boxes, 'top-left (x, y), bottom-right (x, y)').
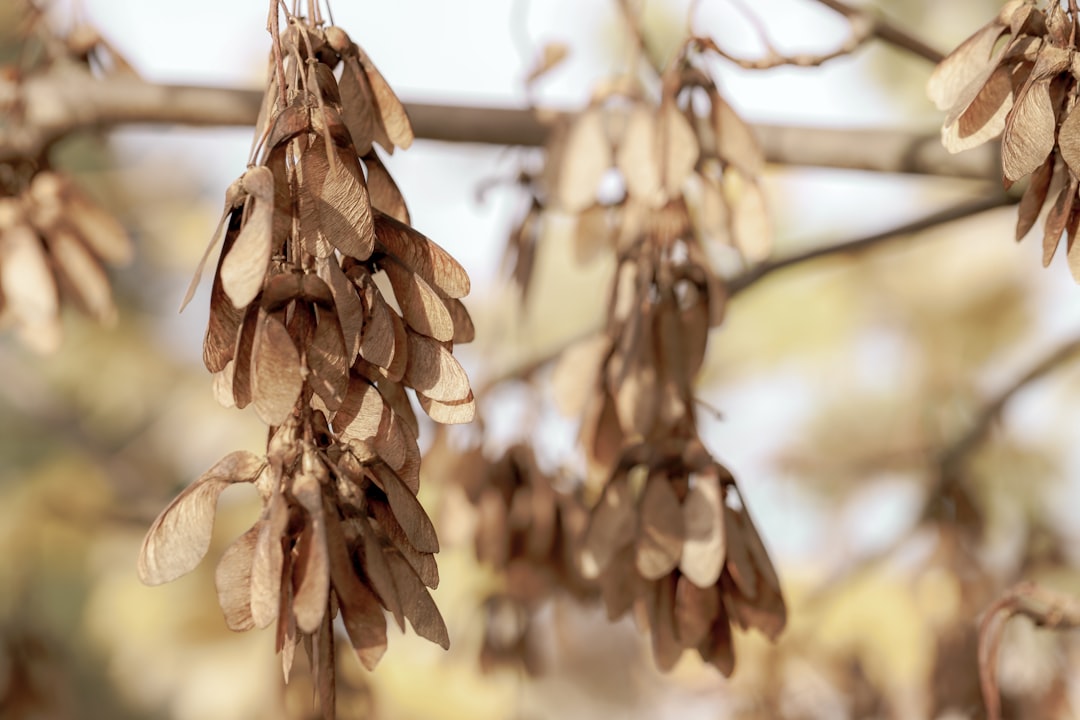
top-left (214, 524), bottom-right (259, 631)
top-left (220, 167), bottom-right (275, 308)
top-left (373, 210), bottom-right (470, 298)
top-left (404, 330), bottom-right (472, 403)
top-left (581, 474), bottom-right (636, 579)
top-left (138, 451), bottom-right (265, 585)
top-left (674, 576), bottom-right (719, 649)
top-left (382, 260), bottom-right (455, 342)
top-left (679, 472), bottom-right (726, 587)
top-left (300, 142), bottom-right (375, 260)
top-left (1002, 78), bottom-right (1057, 182)
top-left (251, 311), bottom-right (303, 426)
top-left (326, 514), bottom-right (387, 670)
top-left (384, 549), bottom-right (449, 649)
top-left (635, 475), bottom-right (684, 580)
top-left (1, 223), bottom-right (60, 353)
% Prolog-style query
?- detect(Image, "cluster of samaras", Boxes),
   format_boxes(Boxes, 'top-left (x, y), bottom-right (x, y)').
top-left (0, 23), bottom-right (134, 353)
top-left (475, 43), bottom-right (785, 675)
top-left (931, 0), bottom-right (1080, 275)
top-left (138, 17), bottom-right (474, 708)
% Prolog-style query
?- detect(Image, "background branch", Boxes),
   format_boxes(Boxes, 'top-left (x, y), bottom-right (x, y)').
top-left (0, 70), bottom-right (1000, 179)
top-left (812, 0), bottom-right (945, 63)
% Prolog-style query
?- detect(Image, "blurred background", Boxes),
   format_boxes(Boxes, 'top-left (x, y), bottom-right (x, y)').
top-left (3, 0), bottom-right (1080, 718)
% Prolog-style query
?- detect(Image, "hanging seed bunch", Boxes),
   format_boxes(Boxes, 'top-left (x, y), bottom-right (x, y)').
top-left (0, 18), bottom-right (134, 353)
top-left (505, 41), bottom-right (770, 298)
top-left (463, 443), bottom-right (596, 673)
top-left (489, 41), bottom-right (785, 674)
top-left (578, 440), bottom-right (784, 674)
top-left (929, 0), bottom-right (1080, 275)
top-left (0, 169), bottom-right (132, 352)
top-left (138, 6), bottom-right (474, 713)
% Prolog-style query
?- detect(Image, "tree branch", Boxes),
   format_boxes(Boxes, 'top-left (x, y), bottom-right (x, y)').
top-left (812, 0), bottom-right (945, 64)
top-left (726, 192), bottom-right (1018, 297)
top-left (0, 70), bottom-right (999, 179)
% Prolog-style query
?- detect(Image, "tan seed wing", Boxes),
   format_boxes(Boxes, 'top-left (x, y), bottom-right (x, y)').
top-left (635, 475), bottom-right (685, 580)
top-left (291, 471), bottom-right (330, 634)
top-left (581, 473), bottom-right (637, 579)
top-left (1059, 104), bottom-right (1080, 177)
top-left (1, 223), bottom-right (60, 352)
top-left (646, 573), bottom-right (682, 671)
top-left (251, 311), bottom-right (303, 426)
top-left (697, 604), bottom-right (735, 676)
top-left (326, 513), bottom-right (388, 670)
top-left (376, 379), bottom-right (420, 439)
top-left (221, 167), bottom-right (275, 308)
top-left (357, 273), bottom-right (398, 370)
top-left (552, 333), bottom-right (608, 418)
top-left (214, 523), bottom-right (259, 631)
top-left (364, 151), bottom-right (410, 224)
top-left (711, 91), bottom-right (764, 175)
top-left (250, 489), bottom-right (288, 628)
top-left (59, 179), bottom-right (133, 265)
top-left (732, 176), bottom-right (772, 262)
top-left (943, 63), bottom-right (1015, 153)
top-left (299, 142), bottom-right (375, 260)
top-left (617, 106), bottom-right (662, 203)
top-left (597, 544), bottom-right (644, 620)
top-left (927, 21), bottom-right (1008, 111)
top-left (370, 462), bottom-right (439, 553)
top-left (1044, 181), bottom-right (1076, 266)
top-left (42, 227), bottom-right (115, 324)
top-left (319, 257), bottom-right (364, 364)
top-left (334, 377), bottom-right (384, 446)
top-left (231, 305), bottom-right (259, 409)
top-left (1017, 155), bottom-right (1054, 241)
top-left (339, 54), bottom-right (381, 156)
top-left (384, 549), bottom-right (449, 649)
top-left (1002, 79), bottom-right (1057, 181)
top-left (679, 471), bottom-right (726, 587)
top-left (417, 392), bottom-right (476, 424)
top-left (203, 219), bottom-right (245, 373)
top-left (358, 524), bottom-right (406, 631)
top-left (382, 259), bottom-right (455, 341)
top-left (307, 306), bottom-right (350, 412)
top-left (674, 576), bottom-right (719, 649)
top-left (355, 45), bottom-right (415, 151)
top-left (658, 100), bottom-right (699, 198)
top-left (555, 107), bottom-right (611, 212)
top-left (373, 210), bottom-right (470, 298)
top-left (138, 450), bottom-right (265, 585)
top-left (446, 297), bottom-right (475, 344)
top-left (404, 331), bottom-right (472, 403)
top-left (369, 497), bottom-right (440, 588)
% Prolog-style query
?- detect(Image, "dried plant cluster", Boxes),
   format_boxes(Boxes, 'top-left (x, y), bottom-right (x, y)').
top-left (474, 40), bottom-right (785, 675)
top-left (0, 20), bottom-right (133, 352)
top-left (137, 6), bottom-right (474, 714)
top-left (930, 0), bottom-right (1080, 276)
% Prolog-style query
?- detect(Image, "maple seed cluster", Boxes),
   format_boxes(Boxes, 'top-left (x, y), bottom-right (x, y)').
top-left (137, 13), bottom-right (474, 707)
top-left (482, 40), bottom-right (785, 674)
top-left (931, 0), bottom-right (1080, 276)
top-left (0, 20), bottom-right (136, 353)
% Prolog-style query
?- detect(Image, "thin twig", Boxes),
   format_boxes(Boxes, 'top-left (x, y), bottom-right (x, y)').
top-left (812, 0), bottom-right (945, 64)
top-left (726, 193), bottom-right (1019, 296)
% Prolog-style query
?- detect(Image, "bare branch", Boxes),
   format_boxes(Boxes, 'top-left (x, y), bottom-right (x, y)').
top-left (979, 581), bottom-right (1080, 720)
top-left (0, 70), bottom-right (999, 179)
top-left (812, 0), bottom-right (945, 64)
top-left (727, 193), bottom-right (1018, 296)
